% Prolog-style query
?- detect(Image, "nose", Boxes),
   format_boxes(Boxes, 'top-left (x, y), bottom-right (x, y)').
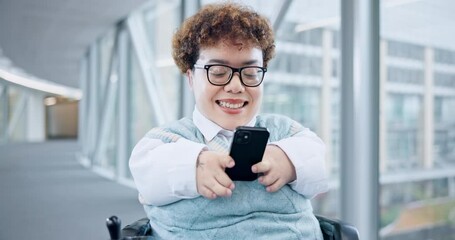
top-left (224, 73), bottom-right (245, 93)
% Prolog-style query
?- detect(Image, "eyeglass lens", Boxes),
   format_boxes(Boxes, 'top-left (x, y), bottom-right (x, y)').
top-left (207, 65), bottom-right (264, 86)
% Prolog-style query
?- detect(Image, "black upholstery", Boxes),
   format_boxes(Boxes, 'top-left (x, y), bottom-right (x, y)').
top-left (122, 217), bottom-right (152, 237)
top-left (120, 215), bottom-right (359, 240)
top-left (316, 215), bottom-right (359, 240)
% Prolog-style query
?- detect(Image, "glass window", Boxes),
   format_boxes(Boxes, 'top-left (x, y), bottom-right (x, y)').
top-left (381, 0), bottom-right (455, 238)
top-left (258, 0), bottom-right (341, 219)
top-left (8, 87), bottom-right (26, 142)
top-left (434, 96), bottom-right (455, 165)
top-left (98, 30), bottom-right (115, 101)
top-left (434, 48), bottom-right (455, 65)
top-left (435, 72), bottom-right (455, 88)
top-left (203, 0), bottom-right (342, 218)
top-left (129, 46), bottom-right (156, 146)
top-left (387, 67), bottom-right (424, 85)
top-left (0, 84), bottom-right (6, 140)
top-left (388, 40), bottom-right (424, 60)
top-left (142, 0), bottom-right (182, 120)
top-left (128, 0), bottom-right (183, 148)
top-left (386, 94), bottom-right (422, 170)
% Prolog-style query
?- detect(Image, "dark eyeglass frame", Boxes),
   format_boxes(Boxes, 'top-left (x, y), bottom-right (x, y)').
top-left (193, 64), bottom-right (267, 87)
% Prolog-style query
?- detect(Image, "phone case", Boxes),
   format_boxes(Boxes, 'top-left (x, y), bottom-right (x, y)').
top-left (226, 126), bottom-right (270, 181)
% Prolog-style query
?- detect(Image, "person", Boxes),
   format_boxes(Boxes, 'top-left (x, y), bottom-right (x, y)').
top-left (129, 2), bottom-right (328, 239)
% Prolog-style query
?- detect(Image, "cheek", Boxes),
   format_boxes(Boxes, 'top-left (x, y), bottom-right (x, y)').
top-left (193, 81), bottom-right (215, 102)
top-left (191, 75), bottom-right (206, 96)
top-left (250, 87), bottom-right (263, 103)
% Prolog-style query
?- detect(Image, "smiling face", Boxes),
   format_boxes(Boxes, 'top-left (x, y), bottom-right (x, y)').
top-left (186, 41), bottom-right (264, 131)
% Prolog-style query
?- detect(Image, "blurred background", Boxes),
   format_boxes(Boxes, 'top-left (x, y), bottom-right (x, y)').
top-left (1, 0), bottom-right (454, 239)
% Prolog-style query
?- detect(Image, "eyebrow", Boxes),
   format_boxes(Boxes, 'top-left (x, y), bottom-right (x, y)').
top-left (206, 59), bottom-right (260, 66)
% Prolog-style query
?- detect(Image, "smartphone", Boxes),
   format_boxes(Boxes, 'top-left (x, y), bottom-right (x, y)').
top-left (225, 126), bottom-right (270, 181)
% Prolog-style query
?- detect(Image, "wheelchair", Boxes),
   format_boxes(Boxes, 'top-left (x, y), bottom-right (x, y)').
top-left (107, 214), bottom-right (359, 240)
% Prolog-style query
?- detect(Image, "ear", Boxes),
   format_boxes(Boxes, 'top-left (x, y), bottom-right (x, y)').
top-left (186, 69), bottom-right (194, 90)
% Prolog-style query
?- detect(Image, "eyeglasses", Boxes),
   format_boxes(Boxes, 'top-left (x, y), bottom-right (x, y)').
top-left (193, 64), bottom-right (267, 87)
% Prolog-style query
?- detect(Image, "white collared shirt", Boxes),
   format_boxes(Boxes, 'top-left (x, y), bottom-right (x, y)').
top-left (129, 107), bottom-right (328, 206)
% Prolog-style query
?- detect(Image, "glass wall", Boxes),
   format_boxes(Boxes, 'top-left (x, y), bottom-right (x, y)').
top-left (129, 44), bottom-right (155, 148)
top-left (78, 0), bottom-right (455, 238)
top-left (265, 23), bottom-right (341, 217)
top-left (386, 93), bottom-right (422, 170)
top-left (6, 87), bottom-right (27, 141)
top-left (204, 0), bottom-right (343, 218)
top-left (91, 31), bottom-right (118, 172)
top-left (0, 84), bottom-right (5, 139)
top-left (1, 51), bottom-right (81, 145)
top-left (79, 0), bottom-right (183, 181)
top-left (380, 0), bottom-right (455, 239)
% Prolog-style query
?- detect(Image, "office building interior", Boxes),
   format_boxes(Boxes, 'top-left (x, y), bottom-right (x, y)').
top-left (1, 0), bottom-right (454, 239)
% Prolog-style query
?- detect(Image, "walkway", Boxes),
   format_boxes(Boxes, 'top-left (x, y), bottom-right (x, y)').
top-left (0, 140), bottom-right (145, 240)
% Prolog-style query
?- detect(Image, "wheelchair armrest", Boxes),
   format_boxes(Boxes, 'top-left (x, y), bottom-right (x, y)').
top-left (122, 217), bottom-right (152, 237)
top-left (316, 214), bottom-right (359, 240)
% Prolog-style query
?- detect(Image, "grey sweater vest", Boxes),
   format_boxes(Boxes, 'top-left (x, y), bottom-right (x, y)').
top-left (143, 114), bottom-right (323, 239)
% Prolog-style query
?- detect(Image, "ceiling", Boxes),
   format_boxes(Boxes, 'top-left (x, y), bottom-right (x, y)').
top-left (1, 0), bottom-right (454, 89)
top-left (0, 0), bottom-right (147, 88)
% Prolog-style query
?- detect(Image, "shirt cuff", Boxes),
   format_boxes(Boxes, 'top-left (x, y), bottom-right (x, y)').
top-left (168, 138), bottom-right (207, 198)
top-left (271, 136), bottom-right (328, 198)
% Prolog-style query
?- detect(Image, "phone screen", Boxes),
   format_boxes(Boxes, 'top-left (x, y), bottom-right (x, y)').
top-left (226, 126), bottom-right (270, 181)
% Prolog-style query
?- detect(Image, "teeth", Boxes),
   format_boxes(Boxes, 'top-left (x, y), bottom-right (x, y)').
top-left (218, 101), bottom-right (244, 109)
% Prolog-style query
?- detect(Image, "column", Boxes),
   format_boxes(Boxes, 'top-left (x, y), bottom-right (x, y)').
top-left (0, 85), bottom-right (8, 143)
top-left (321, 29), bottom-right (333, 172)
top-left (340, 0), bottom-right (380, 239)
top-left (26, 92), bottom-right (45, 141)
top-left (423, 47), bottom-right (434, 169)
top-left (380, 40), bottom-right (387, 173)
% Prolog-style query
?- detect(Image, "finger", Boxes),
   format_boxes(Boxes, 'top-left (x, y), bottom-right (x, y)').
top-left (199, 186), bottom-right (217, 199)
top-left (215, 172), bottom-right (235, 190)
top-left (258, 173), bottom-right (278, 186)
top-left (208, 181), bottom-right (233, 197)
top-left (252, 161), bottom-right (271, 173)
top-left (220, 155), bottom-right (235, 169)
top-left (266, 179), bottom-right (284, 192)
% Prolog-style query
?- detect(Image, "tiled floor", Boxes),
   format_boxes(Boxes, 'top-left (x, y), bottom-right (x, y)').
top-left (0, 140), bottom-right (145, 240)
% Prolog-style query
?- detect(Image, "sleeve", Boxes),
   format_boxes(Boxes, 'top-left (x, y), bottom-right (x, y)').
top-left (129, 136), bottom-right (207, 206)
top-left (270, 128), bottom-right (329, 199)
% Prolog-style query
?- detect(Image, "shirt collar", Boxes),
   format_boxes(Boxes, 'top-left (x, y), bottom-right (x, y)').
top-left (192, 107), bottom-right (257, 141)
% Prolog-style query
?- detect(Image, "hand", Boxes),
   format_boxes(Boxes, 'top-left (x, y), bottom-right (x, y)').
top-left (251, 145), bottom-right (296, 192)
top-left (196, 150), bottom-right (236, 199)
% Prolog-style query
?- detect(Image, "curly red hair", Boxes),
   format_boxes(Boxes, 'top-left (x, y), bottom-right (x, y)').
top-left (172, 2), bottom-right (275, 73)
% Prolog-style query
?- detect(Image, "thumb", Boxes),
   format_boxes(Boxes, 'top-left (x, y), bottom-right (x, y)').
top-left (221, 155), bottom-right (235, 169)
